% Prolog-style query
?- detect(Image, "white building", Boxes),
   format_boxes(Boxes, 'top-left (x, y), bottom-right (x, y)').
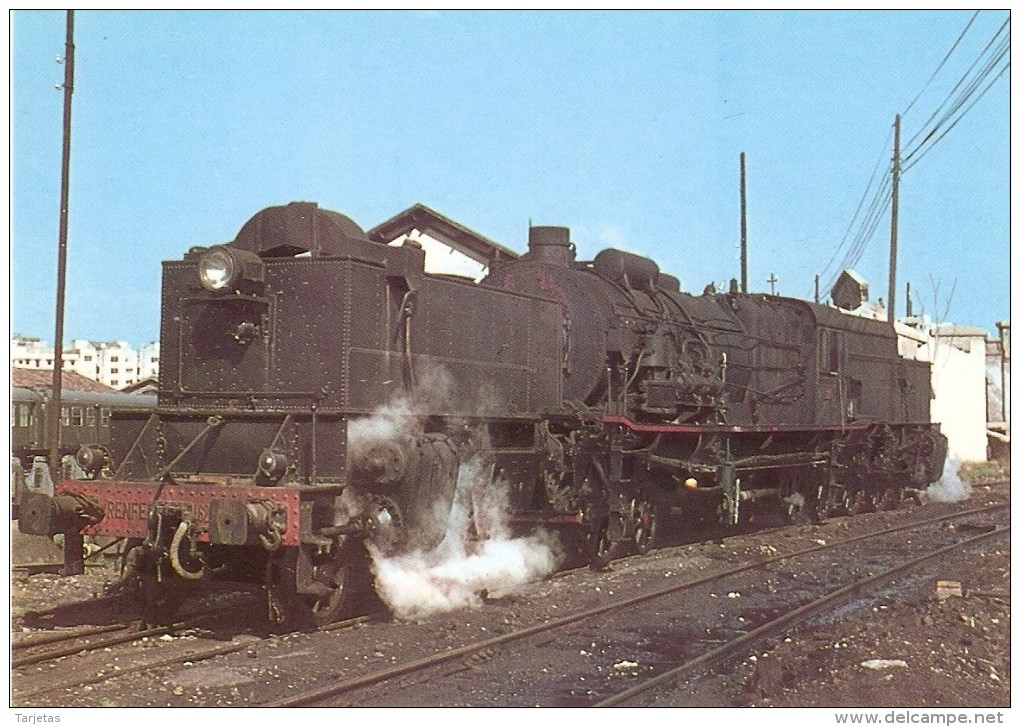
top-left (10, 334), bottom-right (56, 369)
top-left (11, 334), bottom-right (159, 391)
top-left (366, 203), bottom-right (519, 282)
top-left (896, 321), bottom-right (990, 463)
top-left (138, 341), bottom-right (161, 381)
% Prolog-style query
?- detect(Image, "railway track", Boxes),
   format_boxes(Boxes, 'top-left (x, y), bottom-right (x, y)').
top-left (11, 490), bottom-right (1008, 708)
top-left (11, 606), bottom-right (384, 704)
top-left (594, 525), bottom-right (1009, 706)
top-left (12, 609), bottom-right (236, 670)
top-left (262, 502), bottom-right (1007, 707)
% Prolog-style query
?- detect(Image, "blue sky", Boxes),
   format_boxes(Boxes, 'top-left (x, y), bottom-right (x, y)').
top-left (11, 10), bottom-right (1011, 348)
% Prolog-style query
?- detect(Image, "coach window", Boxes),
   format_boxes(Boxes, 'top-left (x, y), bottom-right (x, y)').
top-left (70, 406), bottom-right (84, 427)
top-left (61, 405), bottom-right (70, 426)
top-left (86, 406), bottom-right (97, 427)
top-left (14, 404), bottom-right (31, 427)
top-left (100, 408), bottom-right (111, 427)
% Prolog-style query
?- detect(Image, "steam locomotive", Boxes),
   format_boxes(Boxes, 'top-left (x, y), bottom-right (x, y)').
top-left (18, 202), bottom-right (947, 626)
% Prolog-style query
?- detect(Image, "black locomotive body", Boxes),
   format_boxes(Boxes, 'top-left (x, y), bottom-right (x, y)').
top-left (19, 202), bottom-right (947, 626)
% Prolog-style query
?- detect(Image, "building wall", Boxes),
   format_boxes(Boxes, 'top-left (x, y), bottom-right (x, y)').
top-left (895, 322), bottom-right (989, 463)
top-left (986, 340), bottom-right (1006, 425)
top-left (921, 335), bottom-right (988, 462)
top-left (11, 335), bottom-right (55, 369)
top-left (994, 321), bottom-right (1010, 426)
top-left (138, 342), bottom-right (160, 381)
top-left (387, 233), bottom-right (489, 281)
top-left (11, 335), bottom-right (160, 391)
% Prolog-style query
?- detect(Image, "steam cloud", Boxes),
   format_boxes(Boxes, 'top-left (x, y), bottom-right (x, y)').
top-left (925, 450), bottom-right (971, 503)
top-left (349, 366), bottom-right (563, 620)
top-left (368, 456), bottom-right (562, 620)
top-left (347, 367), bottom-right (453, 462)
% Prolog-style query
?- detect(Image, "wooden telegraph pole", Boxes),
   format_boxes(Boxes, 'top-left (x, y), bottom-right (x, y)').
top-left (888, 114), bottom-right (901, 324)
top-left (740, 152), bottom-right (748, 293)
top-left (48, 10), bottom-right (75, 483)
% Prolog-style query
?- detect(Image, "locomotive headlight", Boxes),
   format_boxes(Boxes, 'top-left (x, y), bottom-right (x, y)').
top-left (197, 245), bottom-right (266, 294)
top-left (198, 247), bottom-right (236, 291)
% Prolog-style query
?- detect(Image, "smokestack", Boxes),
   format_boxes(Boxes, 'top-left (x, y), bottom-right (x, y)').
top-left (528, 226), bottom-right (574, 266)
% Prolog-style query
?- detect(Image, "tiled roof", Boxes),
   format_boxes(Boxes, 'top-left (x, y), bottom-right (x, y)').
top-left (12, 368), bottom-right (117, 393)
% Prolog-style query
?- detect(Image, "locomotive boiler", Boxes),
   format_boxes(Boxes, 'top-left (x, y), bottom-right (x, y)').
top-left (18, 201), bottom-right (947, 626)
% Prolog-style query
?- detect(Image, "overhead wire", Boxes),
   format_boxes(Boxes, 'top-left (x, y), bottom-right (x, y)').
top-left (841, 174), bottom-right (892, 274)
top-left (820, 123), bottom-right (897, 294)
top-left (811, 127), bottom-right (893, 296)
top-left (903, 58), bottom-right (1010, 173)
top-left (814, 12), bottom-right (1008, 300)
top-left (902, 17), bottom-right (1010, 160)
top-left (820, 166), bottom-right (893, 296)
top-left (902, 10), bottom-right (980, 117)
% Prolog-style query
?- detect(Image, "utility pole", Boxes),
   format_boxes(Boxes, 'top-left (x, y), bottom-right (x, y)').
top-left (996, 321), bottom-right (1010, 424)
top-left (767, 273), bottom-right (778, 296)
top-left (888, 114), bottom-right (901, 324)
top-left (48, 10), bottom-right (74, 484)
top-left (740, 152), bottom-right (748, 293)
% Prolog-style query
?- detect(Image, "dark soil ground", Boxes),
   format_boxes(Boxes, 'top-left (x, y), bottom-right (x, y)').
top-left (735, 514), bottom-right (1010, 708)
top-left (10, 464), bottom-right (1010, 710)
top-left (740, 466), bottom-right (1009, 709)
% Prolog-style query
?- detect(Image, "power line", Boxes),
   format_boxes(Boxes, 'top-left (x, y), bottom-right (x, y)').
top-left (818, 133), bottom-right (895, 297)
top-left (902, 10), bottom-right (980, 117)
top-left (903, 59), bottom-right (1010, 174)
top-left (812, 128), bottom-right (893, 296)
top-left (815, 14), bottom-right (1008, 301)
top-left (821, 171), bottom-right (892, 296)
top-left (902, 16), bottom-right (1010, 159)
top-left (903, 33), bottom-right (1009, 163)
top-left (843, 177), bottom-right (892, 273)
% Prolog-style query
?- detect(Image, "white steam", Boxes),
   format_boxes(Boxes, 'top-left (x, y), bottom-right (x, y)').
top-left (347, 395), bottom-right (417, 460)
top-left (347, 367), bottom-right (454, 460)
top-left (348, 366), bottom-right (562, 620)
top-left (368, 456), bottom-right (562, 621)
top-left (925, 450), bottom-right (971, 503)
